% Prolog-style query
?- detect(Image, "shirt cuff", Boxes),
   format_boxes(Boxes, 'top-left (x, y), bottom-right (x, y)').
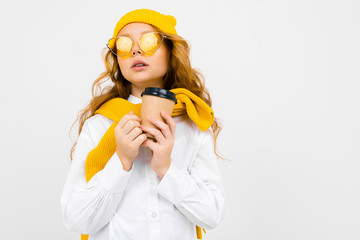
top-left (156, 160), bottom-right (192, 205)
top-left (96, 152), bottom-right (133, 194)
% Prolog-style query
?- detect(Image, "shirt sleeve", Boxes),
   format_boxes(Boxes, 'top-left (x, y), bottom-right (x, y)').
top-left (155, 129), bottom-right (225, 230)
top-left (60, 117), bottom-right (134, 234)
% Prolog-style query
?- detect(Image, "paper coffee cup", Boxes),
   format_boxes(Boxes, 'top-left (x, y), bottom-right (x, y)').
top-left (140, 87), bottom-right (177, 139)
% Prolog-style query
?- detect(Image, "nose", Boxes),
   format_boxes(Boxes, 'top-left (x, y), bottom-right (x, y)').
top-left (132, 41), bottom-right (142, 56)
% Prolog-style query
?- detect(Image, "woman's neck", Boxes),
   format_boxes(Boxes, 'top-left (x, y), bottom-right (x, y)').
top-left (130, 82), bottom-right (164, 98)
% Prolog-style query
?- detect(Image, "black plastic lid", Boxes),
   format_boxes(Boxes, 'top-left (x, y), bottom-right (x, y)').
top-left (141, 87), bottom-right (177, 104)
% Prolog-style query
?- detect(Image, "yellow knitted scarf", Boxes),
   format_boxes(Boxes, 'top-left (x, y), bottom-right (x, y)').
top-left (80, 88), bottom-right (212, 240)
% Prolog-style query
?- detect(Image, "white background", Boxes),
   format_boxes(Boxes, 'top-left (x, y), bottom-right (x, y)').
top-left (0, 0), bottom-right (359, 239)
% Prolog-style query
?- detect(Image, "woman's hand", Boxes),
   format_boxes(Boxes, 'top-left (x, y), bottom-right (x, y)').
top-left (141, 111), bottom-right (176, 179)
top-left (115, 111), bottom-right (147, 171)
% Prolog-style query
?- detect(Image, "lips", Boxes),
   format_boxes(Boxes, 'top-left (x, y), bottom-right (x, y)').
top-left (131, 59), bottom-right (149, 68)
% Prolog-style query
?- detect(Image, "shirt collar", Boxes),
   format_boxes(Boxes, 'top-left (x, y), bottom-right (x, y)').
top-left (127, 94), bottom-right (142, 104)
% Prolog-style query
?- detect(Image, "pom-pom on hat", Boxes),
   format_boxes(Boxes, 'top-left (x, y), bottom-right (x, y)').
top-left (109, 8), bottom-right (177, 49)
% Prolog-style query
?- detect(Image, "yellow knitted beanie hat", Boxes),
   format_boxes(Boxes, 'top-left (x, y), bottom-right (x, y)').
top-left (109, 8), bottom-right (178, 49)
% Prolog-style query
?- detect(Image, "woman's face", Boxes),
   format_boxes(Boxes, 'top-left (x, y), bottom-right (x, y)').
top-left (116, 22), bottom-right (170, 97)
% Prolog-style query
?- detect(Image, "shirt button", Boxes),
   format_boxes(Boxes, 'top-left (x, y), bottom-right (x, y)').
top-left (151, 212), bottom-right (157, 218)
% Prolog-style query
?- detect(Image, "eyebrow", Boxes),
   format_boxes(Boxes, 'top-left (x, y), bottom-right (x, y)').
top-left (118, 30), bottom-right (154, 37)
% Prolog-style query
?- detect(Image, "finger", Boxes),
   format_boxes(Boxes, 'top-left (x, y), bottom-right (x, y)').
top-left (141, 138), bottom-right (156, 150)
top-left (140, 124), bottom-right (165, 144)
top-left (161, 111), bottom-right (176, 136)
top-left (147, 116), bottom-right (171, 140)
top-left (132, 133), bottom-right (147, 147)
top-left (127, 126), bottom-right (143, 141)
top-left (122, 120), bottom-right (141, 135)
top-left (117, 112), bottom-right (141, 129)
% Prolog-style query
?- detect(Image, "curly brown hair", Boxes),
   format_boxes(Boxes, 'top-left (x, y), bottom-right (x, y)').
top-left (69, 26), bottom-right (224, 161)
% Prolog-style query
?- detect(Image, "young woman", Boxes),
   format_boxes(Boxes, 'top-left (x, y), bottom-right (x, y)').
top-left (61, 8), bottom-right (225, 240)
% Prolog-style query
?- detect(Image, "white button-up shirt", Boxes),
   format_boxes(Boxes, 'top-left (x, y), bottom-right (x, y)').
top-left (60, 95), bottom-right (225, 240)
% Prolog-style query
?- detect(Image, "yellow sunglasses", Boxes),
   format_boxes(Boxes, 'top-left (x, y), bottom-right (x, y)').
top-left (107, 31), bottom-right (168, 57)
